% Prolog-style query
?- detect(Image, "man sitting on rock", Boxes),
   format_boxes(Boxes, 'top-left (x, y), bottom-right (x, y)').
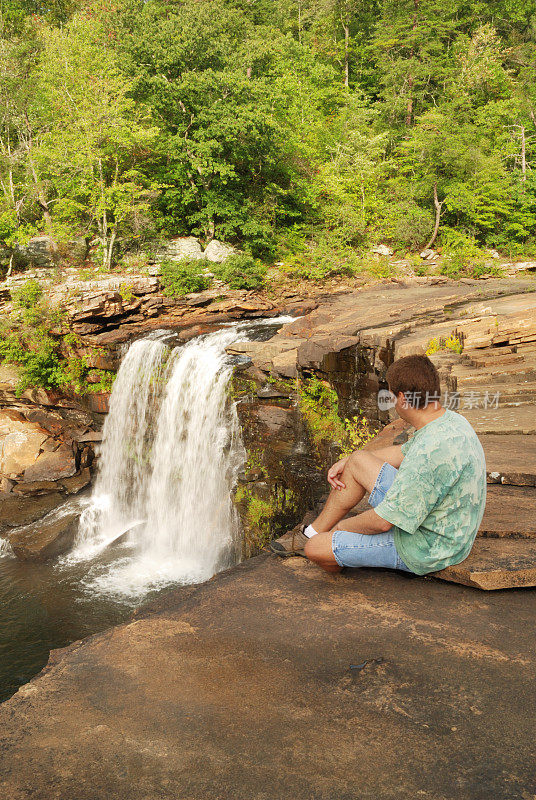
top-left (271, 355), bottom-right (487, 576)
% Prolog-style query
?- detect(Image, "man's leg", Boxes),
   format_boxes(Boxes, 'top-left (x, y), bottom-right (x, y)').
top-left (312, 451), bottom-right (385, 534)
top-left (304, 451), bottom-right (386, 573)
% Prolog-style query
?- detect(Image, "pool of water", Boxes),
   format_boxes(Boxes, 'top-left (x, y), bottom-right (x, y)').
top-left (0, 544), bottom-right (143, 702)
top-left (0, 316), bottom-right (295, 703)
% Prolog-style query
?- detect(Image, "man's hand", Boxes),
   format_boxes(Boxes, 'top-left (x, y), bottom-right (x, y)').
top-left (327, 456), bottom-right (349, 491)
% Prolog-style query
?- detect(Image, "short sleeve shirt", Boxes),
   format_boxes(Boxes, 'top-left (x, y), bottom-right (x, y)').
top-left (375, 410), bottom-right (487, 575)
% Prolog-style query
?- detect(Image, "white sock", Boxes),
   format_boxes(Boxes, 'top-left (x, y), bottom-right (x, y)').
top-left (304, 524), bottom-right (318, 538)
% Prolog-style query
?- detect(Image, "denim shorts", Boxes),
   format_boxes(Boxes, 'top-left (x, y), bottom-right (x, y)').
top-left (331, 462), bottom-right (412, 572)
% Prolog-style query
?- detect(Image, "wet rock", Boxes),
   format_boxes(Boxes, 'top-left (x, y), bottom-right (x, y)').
top-left (204, 239), bottom-right (238, 263)
top-left (61, 467), bottom-right (91, 494)
top-left (255, 405), bottom-right (294, 434)
top-left (83, 392), bottom-right (110, 414)
top-left (23, 447), bottom-right (77, 483)
top-left (256, 385), bottom-right (292, 399)
top-left (12, 481), bottom-right (59, 496)
top-left (7, 510), bottom-right (79, 561)
top-left (0, 492), bottom-right (65, 533)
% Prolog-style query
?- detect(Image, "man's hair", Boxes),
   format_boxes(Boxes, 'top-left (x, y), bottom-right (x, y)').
top-left (386, 355), bottom-right (441, 409)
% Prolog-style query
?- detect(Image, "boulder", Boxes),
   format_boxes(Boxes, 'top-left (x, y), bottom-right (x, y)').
top-left (7, 510), bottom-right (79, 561)
top-left (156, 237), bottom-right (204, 263)
top-left (204, 240), bottom-right (238, 263)
top-left (0, 414), bottom-right (48, 477)
top-left (61, 468), bottom-right (91, 494)
top-left (23, 446), bottom-right (77, 483)
top-left (419, 248), bottom-right (436, 259)
top-left (372, 244), bottom-right (393, 257)
top-left (13, 236), bottom-right (58, 268)
top-left (0, 492), bottom-right (65, 533)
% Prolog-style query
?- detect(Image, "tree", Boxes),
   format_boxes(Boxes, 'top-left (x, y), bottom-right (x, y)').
top-left (32, 12), bottom-right (158, 266)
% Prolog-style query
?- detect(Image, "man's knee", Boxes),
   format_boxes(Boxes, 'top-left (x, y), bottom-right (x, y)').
top-left (346, 450), bottom-right (383, 492)
top-left (304, 532), bottom-right (334, 563)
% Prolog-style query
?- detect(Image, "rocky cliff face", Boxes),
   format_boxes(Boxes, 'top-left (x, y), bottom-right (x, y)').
top-left (0, 371), bottom-right (101, 559)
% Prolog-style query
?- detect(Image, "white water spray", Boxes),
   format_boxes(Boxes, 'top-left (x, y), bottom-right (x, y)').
top-left (69, 327), bottom-right (246, 598)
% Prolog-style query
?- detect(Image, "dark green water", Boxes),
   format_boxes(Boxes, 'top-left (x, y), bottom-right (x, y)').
top-left (0, 548), bottom-right (139, 703)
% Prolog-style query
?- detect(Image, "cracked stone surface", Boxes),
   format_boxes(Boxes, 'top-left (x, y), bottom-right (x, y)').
top-left (0, 555), bottom-right (534, 800)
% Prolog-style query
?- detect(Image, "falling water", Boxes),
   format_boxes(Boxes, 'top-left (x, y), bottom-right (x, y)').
top-left (69, 327), bottom-right (246, 598)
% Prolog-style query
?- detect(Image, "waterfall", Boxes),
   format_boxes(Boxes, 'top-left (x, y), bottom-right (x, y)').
top-left (69, 327), bottom-right (245, 598)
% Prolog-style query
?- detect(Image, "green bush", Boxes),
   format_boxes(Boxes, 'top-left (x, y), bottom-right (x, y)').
top-left (214, 253), bottom-right (267, 290)
top-left (13, 278), bottom-right (42, 309)
top-left (0, 328), bottom-right (65, 392)
top-left (159, 258), bottom-right (212, 297)
top-left (438, 228), bottom-right (500, 279)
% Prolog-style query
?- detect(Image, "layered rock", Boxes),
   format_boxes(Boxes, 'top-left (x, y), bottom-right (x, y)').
top-left (0, 390), bottom-right (98, 559)
top-left (228, 278), bottom-right (536, 588)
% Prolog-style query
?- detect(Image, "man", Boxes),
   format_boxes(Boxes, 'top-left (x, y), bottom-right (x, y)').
top-left (271, 355), bottom-right (487, 576)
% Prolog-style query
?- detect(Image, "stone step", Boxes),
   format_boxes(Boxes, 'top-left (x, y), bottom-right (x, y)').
top-left (433, 538), bottom-right (536, 590)
top-left (460, 404), bottom-right (536, 434)
top-left (453, 360), bottom-right (536, 387)
top-left (462, 347), bottom-right (522, 368)
top-left (479, 485), bottom-right (536, 537)
top-left (480, 434), bottom-right (536, 485)
top-left (456, 382), bottom-right (536, 406)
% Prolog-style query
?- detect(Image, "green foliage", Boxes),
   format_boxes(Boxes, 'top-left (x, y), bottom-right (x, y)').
top-left (2, 0), bottom-right (536, 268)
top-left (0, 279), bottom-right (116, 394)
top-left (159, 259), bottom-right (212, 297)
top-left (426, 333), bottom-right (464, 356)
top-left (214, 254), bottom-right (267, 290)
top-left (12, 278), bottom-right (42, 310)
top-left (438, 228), bottom-right (501, 278)
top-left (298, 376), bottom-right (377, 457)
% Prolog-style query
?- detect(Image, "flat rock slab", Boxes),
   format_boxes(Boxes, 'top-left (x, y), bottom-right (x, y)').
top-left (1, 555), bottom-right (535, 799)
top-left (460, 404), bottom-right (536, 435)
top-left (480, 485), bottom-right (536, 538)
top-left (481, 434), bottom-right (536, 485)
top-left (434, 538), bottom-right (536, 589)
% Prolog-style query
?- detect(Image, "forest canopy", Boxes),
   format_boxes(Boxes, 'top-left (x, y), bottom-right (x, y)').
top-left (1, 0), bottom-right (536, 270)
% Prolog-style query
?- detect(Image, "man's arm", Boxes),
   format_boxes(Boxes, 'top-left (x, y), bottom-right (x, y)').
top-left (327, 445), bottom-right (404, 490)
top-left (332, 508), bottom-right (393, 535)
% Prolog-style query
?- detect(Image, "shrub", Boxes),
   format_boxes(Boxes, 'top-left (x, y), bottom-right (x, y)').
top-left (298, 376), bottom-right (377, 457)
top-left (159, 258), bottom-right (211, 297)
top-left (214, 253), bottom-right (267, 290)
top-left (438, 228), bottom-right (500, 279)
top-left (13, 278), bottom-right (42, 310)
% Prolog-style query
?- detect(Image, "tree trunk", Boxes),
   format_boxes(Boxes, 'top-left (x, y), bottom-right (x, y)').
top-left (521, 125), bottom-right (526, 181)
top-left (343, 21), bottom-right (350, 87)
top-left (425, 181), bottom-right (443, 250)
top-left (406, 0), bottom-right (419, 127)
top-left (105, 229), bottom-right (116, 270)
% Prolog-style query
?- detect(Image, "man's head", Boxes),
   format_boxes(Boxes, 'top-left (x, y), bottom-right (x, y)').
top-left (386, 355), bottom-right (441, 419)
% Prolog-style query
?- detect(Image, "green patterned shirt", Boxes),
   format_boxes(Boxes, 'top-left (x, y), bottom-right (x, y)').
top-left (375, 410), bottom-right (486, 575)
